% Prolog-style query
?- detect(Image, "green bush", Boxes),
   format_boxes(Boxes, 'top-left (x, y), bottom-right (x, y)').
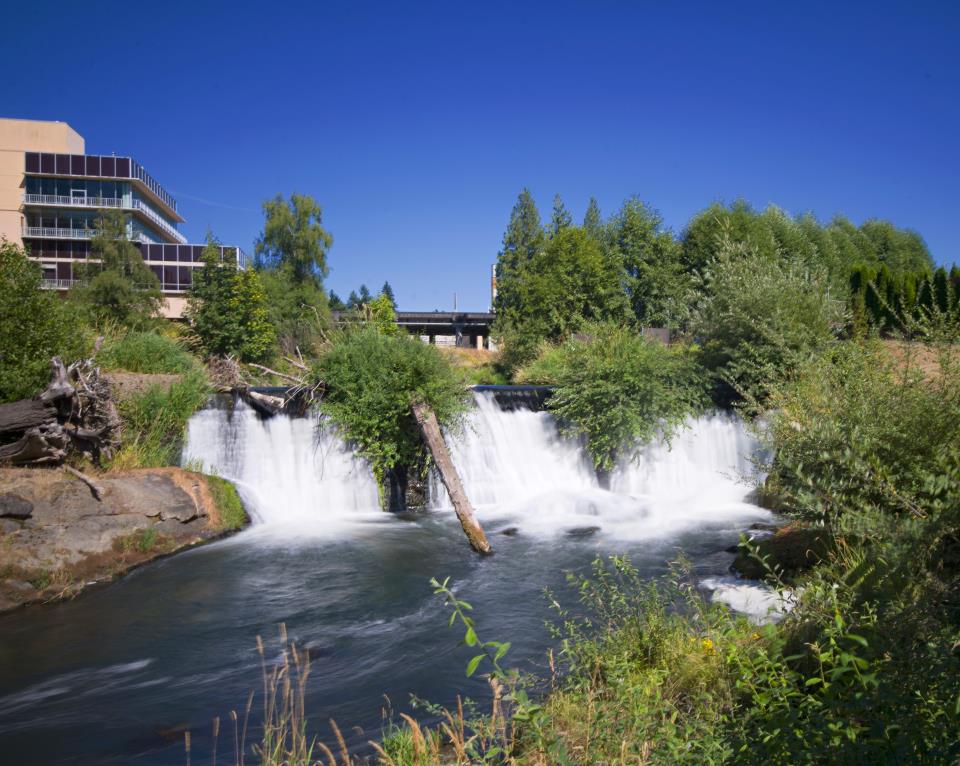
top-left (111, 368), bottom-right (209, 468)
top-left (312, 325), bottom-right (469, 494)
top-left (98, 330), bottom-right (199, 374)
top-left (692, 241), bottom-right (843, 407)
top-left (0, 239), bottom-right (91, 402)
top-left (520, 323), bottom-right (708, 470)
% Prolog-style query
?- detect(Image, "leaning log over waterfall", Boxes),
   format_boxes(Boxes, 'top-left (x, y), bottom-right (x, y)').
top-left (411, 399), bottom-right (492, 555)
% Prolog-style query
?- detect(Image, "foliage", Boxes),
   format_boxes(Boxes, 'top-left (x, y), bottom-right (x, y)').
top-left (109, 368), bottom-right (208, 469)
top-left (311, 325), bottom-right (469, 494)
top-left (98, 329), bottom-right (198, 374)
top-left (186, 236), bottom-right (275, 361)
top-left (520, 324), bottom-right (708, 470)
top-left (255, 193), bottom-right (332, 286)
top-left (608, 197), bottom-right (691, 327)
top-left (259, 265), bottom-right (331, 356)
top-left (849, 262), bottom-right (959, 334)
top-left (0, 239), bottom-right (91, 402)
top-left (493, 206), bottom-right (629, 372)
top-left (72, 210), bottom-right (163, 328)
top-left (204, 475), bottom-right (247, 531)
top-left (692, 239), bottom-right (843, 407)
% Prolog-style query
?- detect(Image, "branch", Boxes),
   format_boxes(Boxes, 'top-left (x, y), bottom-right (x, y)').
top-left (64, 465), bottom-right (105, 501)
top-left (283, 356), bottom-right (309, 372)
top-left (246, 363), bottom-right (305, 385)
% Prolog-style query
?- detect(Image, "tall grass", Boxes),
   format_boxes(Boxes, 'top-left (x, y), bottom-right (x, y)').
top-left (99, 328), bottom-right (199, 374)
top-left (110, 368), bottom-right (209, 469)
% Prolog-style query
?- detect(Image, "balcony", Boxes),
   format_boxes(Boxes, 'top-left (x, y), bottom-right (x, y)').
top-left (24, 194), bottom-right (123, 209)
top-left (23, 194), bottom-right (188, 244)
top-left (23, 226), bottom-right (153, 244)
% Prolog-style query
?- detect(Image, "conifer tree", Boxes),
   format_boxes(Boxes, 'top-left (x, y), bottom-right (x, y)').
top-left (583, 197), bottom-right (604, 241)
top-left (549, 194), bottom-right (573, 236)
top-left (380, 281), bottom-right (397, 307)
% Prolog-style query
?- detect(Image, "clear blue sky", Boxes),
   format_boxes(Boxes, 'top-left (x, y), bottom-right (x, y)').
top-left (3, 1), bottom-right (957, 310)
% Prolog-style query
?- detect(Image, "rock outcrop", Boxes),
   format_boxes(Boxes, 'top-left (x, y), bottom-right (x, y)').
top-left (0, 466), bottom-right (246, 611)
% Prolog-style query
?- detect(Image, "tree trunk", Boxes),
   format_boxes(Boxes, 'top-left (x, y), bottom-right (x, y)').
top-left (411, 399), bottom-right (492, 555)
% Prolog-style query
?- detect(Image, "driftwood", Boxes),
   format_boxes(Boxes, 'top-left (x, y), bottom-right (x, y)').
top-left (247, 363), bottom-right (303, 385)
top-left (0, 356), bottom-right (120, 467)
top-left (64, 465), bottom-right (105, 500)
top-left (412, 399), bottom-right (492, 555)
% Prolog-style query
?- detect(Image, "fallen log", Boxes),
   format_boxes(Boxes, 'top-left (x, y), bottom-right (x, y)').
top-left (412, 399), bottom-right (492, 555)
top-left (0, 356), bottom-right (120, 467)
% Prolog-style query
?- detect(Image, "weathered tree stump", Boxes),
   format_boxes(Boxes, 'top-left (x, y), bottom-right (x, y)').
top-left (0, 356), bottom-right (120, 467)
top-left (412, 399), bottom-right (492, 555)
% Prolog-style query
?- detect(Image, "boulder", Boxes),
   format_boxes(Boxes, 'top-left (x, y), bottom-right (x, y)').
top-left (731, 524), bottom-right (832, 580)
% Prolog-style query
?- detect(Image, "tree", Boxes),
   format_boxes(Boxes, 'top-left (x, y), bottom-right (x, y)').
top-left (608, 198), bottom-right (689, 328)
top-left (328, 290), bottom-right (347, 311)
top-left (347, 290), bottom-right (361, 309)
top-left (358, 284), bottom-right (372, 305)
top-left (693, 238), bottom-right (842, 407)
top-left (254, 194), bottom-right (333, 354)
top-left (549, 194), bottom-right (572, 236)
top-left (73, 210), bottom-right (162, 327)
top-left (494, 189), bottom-right (544, 319)
top-left (583, 197), bottom-right (604, 241)
top-left (380, 281), bottom-right (397, 307)
top-left (494, 225), bottom-right (630, 370)
top-left (681, 199), bottom-right (777, 274)
top-left (254, 193), bottom-right (332, 286)
top-left (186, 236), bottom-right (275, 362)
top-left (0, 239), bottom-right (90, 401)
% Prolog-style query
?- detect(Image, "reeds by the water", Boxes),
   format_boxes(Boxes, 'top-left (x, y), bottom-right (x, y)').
top-left (187, 625), bottom-right (517, 766)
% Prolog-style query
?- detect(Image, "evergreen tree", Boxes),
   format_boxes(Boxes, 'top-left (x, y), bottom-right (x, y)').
top-left (358, 284), bottom-right (372, 304)
top-left (347, 290), bottom-right (361, 309)
top-left (609, 198), bottom-right (688, 327)
top-left (933, 267), bottom-right (952, 314)
top-left (494, 189), bottom-right (544, 317)
top-left (583, 197), bottom-right (604, 241)
top-left (380, 281), bottom-right (397, 307)
top-left (328, 290), bottom-right (347, 311)
top-left (549, 194), bottom-right (573, 236)
top-left (186, 236), bottom-right (275, 362)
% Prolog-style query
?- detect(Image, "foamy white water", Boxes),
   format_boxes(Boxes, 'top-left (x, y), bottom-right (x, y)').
top-left (182, 399), bottom-right (384, 536)
top-left (432, 392), bottom-right (770, 540)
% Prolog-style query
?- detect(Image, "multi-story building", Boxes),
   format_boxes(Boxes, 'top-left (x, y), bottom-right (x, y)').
top-left (0, 117), bottom-right (246, 318)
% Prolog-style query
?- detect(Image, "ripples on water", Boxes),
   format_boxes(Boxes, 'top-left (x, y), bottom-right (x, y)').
top-left (0, 393), bottom-right (772, 764)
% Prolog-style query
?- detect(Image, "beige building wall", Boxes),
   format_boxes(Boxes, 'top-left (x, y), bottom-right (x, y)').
top-left (0, 119), bottom-right (85, 246)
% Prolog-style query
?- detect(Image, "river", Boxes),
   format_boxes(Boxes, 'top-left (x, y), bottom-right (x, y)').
top-left (0, 393), bottom-right (771, 764)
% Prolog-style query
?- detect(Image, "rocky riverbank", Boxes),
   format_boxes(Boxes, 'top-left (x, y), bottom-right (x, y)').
top-left (0, 466), bottom-right (247, 612)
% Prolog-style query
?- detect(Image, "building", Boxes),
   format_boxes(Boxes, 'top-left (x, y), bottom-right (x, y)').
top-left (0, 118), bottom-right (246, 318)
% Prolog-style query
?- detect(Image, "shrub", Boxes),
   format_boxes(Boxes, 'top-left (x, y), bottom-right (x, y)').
top-left (0, 239), bottom-right (91, 402)
top-left (519, 323), bottom-right (709, 470)
top-left (312, 325), bottom-right (469, 494)
top-left (692, 241), bottom-right (843, 407)
top-left (98, 330), bottom-right (199, 374)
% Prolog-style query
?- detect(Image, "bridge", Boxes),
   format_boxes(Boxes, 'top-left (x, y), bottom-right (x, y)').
top-left (333, 310), bottom-right (495, 348)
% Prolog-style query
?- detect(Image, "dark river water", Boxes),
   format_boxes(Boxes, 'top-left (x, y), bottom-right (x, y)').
top-left (0, 513), bottom-right (751, 765)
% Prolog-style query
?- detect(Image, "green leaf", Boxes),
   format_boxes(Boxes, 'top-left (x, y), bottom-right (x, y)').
top-left (466, 654), bottom-right (485, 677)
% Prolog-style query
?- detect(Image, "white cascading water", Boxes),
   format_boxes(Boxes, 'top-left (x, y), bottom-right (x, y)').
top-left (431, 391), bottom-right (770, 540)
top-left (182, 399), bottom-right (384, 536)
top-left (182, 391), bottom-right (769, 541)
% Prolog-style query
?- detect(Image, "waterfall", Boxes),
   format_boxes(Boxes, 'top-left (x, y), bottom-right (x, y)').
top-left (182, 392), bottom-right (768, 540)
top-left (182, 398), bottom-right (383, 534)
top-left (432, 392), bottom-right (769, 539)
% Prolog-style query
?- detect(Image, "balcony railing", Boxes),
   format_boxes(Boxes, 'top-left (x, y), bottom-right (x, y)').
top-left (24, 227), bottom-right (98, 240)
top-left (23, 226), bottom-right (154, 244)
top-left (24, 194), bottom-right (123, 209)
top-left (131, 200), bottom-right (188, 243)
top-left (23, 194), bottom-right (187, 244)
top-left (40, 278), bottom-right (82, 290)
